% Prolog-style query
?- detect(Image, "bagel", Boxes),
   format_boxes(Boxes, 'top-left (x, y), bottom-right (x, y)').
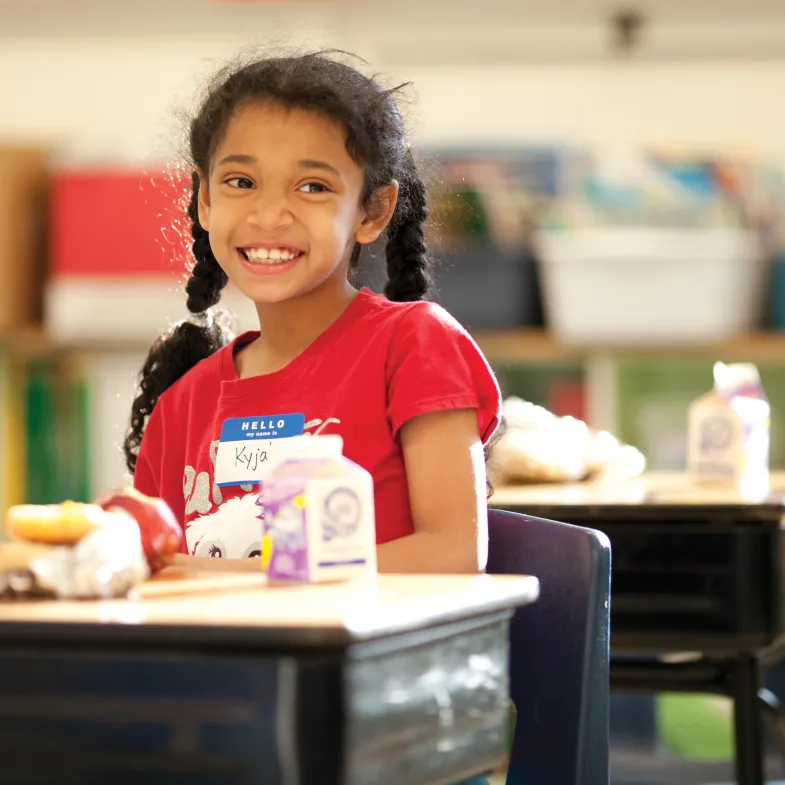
top-left (5, 501), bottom-right (106, 545)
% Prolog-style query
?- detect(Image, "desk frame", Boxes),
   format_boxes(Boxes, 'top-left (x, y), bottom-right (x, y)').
top-left (493, 496), bottom-right (785, 785)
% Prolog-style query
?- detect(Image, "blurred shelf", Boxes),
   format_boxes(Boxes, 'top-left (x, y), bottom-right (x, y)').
top-left (472, 329), bottom-right (785, 364)
top-left (472, 329), bottom-right (579, 362)
top-left (0, 328), bottom-right (147, 358)
top-left (5, 326), bottom-right (785, 364)
top-left (0, 327), bottom-right (56, 358)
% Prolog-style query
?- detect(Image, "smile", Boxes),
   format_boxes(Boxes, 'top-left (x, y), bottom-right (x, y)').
top-left (239, 246), bottom-right (304, 265)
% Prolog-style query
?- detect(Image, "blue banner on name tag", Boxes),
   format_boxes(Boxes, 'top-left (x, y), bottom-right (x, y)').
top-left (219, 414), bottom-right (306, 442)
top-left (215, 414), bottom-right (306, 488)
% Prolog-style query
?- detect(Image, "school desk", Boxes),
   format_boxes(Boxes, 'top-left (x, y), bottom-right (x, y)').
top-left (0, 571), bottom-right (538, 785)
top-left (492, 471), bottom-right (785, 785)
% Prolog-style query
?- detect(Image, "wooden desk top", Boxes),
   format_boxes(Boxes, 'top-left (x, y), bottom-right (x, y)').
top-left (492, 471), bottom-right (785, 509)
top-left (0, 573), bottom-right (539, 649)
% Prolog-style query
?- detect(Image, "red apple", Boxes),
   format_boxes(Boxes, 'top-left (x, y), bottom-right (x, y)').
top-left (95, 487), bottom-right (182, 573)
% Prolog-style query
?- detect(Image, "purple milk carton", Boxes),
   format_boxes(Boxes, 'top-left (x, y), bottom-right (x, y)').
top-left (261, 436), bottom-right (377, 583)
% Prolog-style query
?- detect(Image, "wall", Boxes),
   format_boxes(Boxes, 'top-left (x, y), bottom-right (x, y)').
top-left (3, 44), bottom-right (785, 168)
top-left (1, 2), bottom-right (785, 165)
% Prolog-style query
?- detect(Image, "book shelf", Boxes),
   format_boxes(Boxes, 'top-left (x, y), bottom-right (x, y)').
top-left (7, 326), bottom-right (785, 363)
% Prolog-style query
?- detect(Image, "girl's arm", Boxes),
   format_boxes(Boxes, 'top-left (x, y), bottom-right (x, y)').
top-left (376, 408), bottom-right (488, 575)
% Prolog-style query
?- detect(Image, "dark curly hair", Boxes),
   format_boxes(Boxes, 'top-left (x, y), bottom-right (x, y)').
top-left (123, 51), bottom-right (433, 474)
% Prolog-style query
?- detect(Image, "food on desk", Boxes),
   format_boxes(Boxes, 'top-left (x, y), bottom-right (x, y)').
top-left (0, 489), bottom-right (181, 600)
top-left (95, 487), bottom-right (182, 572)
top-left (0, 541), bottom-right (59, 572)
top-left (6, 501), bottom-right (104, 544)
top-left (492, 397), bottom-right (646, 484)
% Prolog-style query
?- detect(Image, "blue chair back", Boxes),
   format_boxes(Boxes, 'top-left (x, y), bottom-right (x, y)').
top-left (487, 507), bottom-right (612, 785)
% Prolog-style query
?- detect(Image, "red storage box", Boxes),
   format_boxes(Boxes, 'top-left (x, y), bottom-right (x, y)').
top-left (50, 168), bottom-right (191, 279)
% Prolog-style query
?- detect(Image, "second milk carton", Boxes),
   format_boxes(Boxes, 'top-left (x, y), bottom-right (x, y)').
top-left (687, 362), bottom-right (770, 494)
top-left (261, 435), bottom-right (377, 583)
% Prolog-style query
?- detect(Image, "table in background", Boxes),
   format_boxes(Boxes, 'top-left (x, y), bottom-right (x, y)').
top-left (492, 472), bottom-right (785, 785)
top-left (0, 572), bottom-right (538, 785)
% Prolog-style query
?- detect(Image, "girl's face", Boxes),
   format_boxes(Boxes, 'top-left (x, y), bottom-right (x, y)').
top-left (198, 101), bottom-right (396, 305)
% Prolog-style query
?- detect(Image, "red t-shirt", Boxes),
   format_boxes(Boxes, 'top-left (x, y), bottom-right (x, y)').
top-left (134, 288), bottom-right (501, 559)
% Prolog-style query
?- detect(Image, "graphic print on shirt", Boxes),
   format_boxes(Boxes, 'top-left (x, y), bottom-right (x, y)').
top-left (182, 417), bottom-right (341, 558)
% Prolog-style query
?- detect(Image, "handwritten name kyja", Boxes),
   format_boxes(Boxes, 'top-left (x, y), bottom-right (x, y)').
top-left (235, 444), bottom-right (268, 471)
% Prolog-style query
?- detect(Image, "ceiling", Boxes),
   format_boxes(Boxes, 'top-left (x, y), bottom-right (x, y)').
top-left (1, 0), bottom-right (785, 32)
top-left (1, 0), bottom-right (785, 63)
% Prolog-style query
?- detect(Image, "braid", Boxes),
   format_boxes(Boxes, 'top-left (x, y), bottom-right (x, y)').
top-left (384, 151), bottom-right (432, 303)
top-left (123, 174), bottom-right (231, 475)
top-left (186, 172), bottom-right (228, 312)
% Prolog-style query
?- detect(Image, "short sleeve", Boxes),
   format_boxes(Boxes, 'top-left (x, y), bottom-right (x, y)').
top-left (386, 302), bottom-right (502, 443)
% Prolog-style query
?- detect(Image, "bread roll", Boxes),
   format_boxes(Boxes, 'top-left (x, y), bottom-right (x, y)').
top-left (5, 501), bottom-right (106, 545)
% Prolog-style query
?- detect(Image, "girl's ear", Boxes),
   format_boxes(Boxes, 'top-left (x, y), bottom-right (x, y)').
top-left (355, 180), bottom-right (399, 246)
top-left (196, 172), bottom-right (211, 232)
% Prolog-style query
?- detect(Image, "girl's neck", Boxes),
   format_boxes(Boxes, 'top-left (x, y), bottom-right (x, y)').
top-left (238, 278), bottom-right (358, 378)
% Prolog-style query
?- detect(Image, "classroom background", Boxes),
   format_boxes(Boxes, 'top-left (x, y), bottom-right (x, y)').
top-left (3, 0), bottom-right (785, 783)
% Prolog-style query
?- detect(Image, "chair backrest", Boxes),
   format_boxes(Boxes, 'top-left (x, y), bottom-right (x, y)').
top-left (487, 507), bottom-right (612, 785)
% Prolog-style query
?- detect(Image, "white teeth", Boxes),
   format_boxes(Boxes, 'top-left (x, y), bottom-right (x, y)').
top-left (243, 247), bottom-right (299, 264)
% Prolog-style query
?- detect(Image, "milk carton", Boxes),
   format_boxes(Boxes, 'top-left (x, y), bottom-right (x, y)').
top-left (261, 435), bottom-right (377, 583)
top-left (687, 362), bottom-right (770, 494)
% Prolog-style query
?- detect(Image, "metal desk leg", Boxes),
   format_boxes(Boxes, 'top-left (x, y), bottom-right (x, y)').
top-left (733, 654), bottom-right (765, 785)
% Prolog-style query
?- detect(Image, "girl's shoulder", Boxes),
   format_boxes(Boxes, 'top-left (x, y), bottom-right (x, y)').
top-left (357, 288), bottom-right (467, 337)
top-left (357, 290), bottom-right (494, 381)
top-left (359, 291), bottom-right (501, 444)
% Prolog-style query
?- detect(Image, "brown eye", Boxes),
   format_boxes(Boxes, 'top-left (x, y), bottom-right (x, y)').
top-left (298, 182), bottom-right (330, 194)
top-left (226, 177), bottom-right (255, 189)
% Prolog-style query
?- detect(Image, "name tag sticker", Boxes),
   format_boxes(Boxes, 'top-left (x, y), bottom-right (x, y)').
top-left (215, 414), bottom-right (306, 487)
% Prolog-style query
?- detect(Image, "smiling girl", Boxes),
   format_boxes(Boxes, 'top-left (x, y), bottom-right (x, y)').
top-left (125, 52), bottom-right (502, 574)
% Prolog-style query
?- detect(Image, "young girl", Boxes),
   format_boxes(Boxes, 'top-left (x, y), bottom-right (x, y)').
top-left (125, 51), bottom-right (502, 574)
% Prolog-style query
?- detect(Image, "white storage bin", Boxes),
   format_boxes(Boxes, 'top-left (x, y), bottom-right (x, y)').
top-left (535, 227), bottom-right (767, 344)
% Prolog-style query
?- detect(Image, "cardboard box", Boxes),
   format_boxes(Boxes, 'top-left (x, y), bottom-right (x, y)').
top-left (0, 147), bottom-right (49, 331)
